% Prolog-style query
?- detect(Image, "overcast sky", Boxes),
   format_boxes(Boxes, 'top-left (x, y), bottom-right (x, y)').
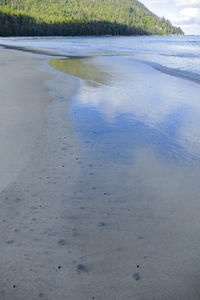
top-left (140, 0), bottom-right (200, 35)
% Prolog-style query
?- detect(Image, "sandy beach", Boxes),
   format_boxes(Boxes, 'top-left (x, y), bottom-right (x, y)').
top-left (0, 49), bottom-right (51, 191)
top-left (1, 46), bottom-right (200, 300)
top-left (0, 48), bottom-right (83, 299)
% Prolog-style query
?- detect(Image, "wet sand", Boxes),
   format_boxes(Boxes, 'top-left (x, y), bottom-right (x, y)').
top-left (1, 48), bottom-right (200, 300)
top-left (0, 48), bottom-right (82, 299)
top-left (0, 49), bottom-right (53, 191)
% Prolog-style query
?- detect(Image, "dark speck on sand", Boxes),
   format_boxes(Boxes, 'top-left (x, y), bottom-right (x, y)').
top-left (99, 222), bottom-right (106, 227)
top-left (77, 264), bottom-right (88, 273)
top-left (58, 239), bottom-right (67, 246)
top-left (133, 273), bottom-right (140, 280)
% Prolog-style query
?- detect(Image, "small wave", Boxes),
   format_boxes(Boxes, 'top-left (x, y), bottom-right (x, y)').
top-left (159, 52), bottom-right (200, 58)
top-left (138, 59), bottom-right (200, 85)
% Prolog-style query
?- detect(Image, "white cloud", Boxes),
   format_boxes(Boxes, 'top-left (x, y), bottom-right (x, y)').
top-left (144, 0), bottom-right (169, 2)
top-left (175, 0), bottom-right (200, 7)
top-left (181, 7), bottom-right (200, 17)
top-left (180, 23), bottom-right (200, 34)
top-left (173, 7), bottom-right (200, 27)
top-left (171, 1), bottom-right (200, 33)
top-left (140, 0), bottom-right (200, 34)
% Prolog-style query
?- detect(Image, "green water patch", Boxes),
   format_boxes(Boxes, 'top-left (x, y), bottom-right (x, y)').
top-left (49, 57), bottom-right (110, 86)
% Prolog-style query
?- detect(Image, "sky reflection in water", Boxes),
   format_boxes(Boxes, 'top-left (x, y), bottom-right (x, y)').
top-left (50, 55), bottom-right (200, 166)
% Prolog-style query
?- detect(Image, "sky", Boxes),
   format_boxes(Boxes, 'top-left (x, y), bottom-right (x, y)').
top-left (140, 0), bottom-right (200, 35)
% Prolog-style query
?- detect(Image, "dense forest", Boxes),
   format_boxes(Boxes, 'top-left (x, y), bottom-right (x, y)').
top-left (0, 0), bottom-right (184, 36)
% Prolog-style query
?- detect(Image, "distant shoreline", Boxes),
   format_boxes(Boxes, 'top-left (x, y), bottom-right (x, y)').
top-left (1, 36), bottom-right (200, 86)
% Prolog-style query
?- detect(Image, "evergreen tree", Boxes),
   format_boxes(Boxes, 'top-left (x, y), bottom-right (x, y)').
top-left (0, 0), bottom-right (184, 36)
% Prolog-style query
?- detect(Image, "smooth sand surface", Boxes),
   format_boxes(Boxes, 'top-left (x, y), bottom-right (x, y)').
top-left (2, 48), bottom-right (200, 300)
top-left (0, 48), bottom-right (82, 299)
top-left (0, 49), bottom-right (52, 191)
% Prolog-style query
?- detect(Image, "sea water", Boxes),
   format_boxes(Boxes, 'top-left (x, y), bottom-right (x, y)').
top-left (1, 35), bottom-right (200, 81)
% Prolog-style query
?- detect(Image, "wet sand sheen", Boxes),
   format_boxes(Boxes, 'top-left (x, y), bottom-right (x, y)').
top-left (50, 55), bottom-right (200, 299)
top-left (0, 49), bottom-right (53, 191)
top-left (1, 48), bottom-right (200, 300)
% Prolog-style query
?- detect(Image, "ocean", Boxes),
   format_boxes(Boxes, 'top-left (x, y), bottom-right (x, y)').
top-left (1, 35), bottom-right (200, 82)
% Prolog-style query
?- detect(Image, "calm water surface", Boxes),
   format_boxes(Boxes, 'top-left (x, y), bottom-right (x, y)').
top-left (50, 49), bottom-right (200, 298)
top-left (1, 35), bottom-right (200, 80)
top-left (49, 52), bottom-right (200, 167)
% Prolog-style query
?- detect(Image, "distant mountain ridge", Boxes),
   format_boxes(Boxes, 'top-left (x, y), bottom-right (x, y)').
top-left (0, 0), bottom-right (184, 36)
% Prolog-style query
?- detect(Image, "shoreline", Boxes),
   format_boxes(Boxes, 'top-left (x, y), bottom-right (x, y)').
top-left (0, 47), bottom-right (81, 194)
top-left (0, 42), bottom-right (86, 58)
top-left (1, 39), bottom-right (200, 87)
top-left (0, 43), bottom-right (68, 57)
top-left (0, 47), bottom-right (83, 299)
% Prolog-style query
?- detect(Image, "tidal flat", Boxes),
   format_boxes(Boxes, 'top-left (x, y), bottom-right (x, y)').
top-left (1, 43), bottom-right (200, 300)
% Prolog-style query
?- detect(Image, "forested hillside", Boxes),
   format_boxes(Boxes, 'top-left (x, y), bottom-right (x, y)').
top-left (0, 0), bottom-right (184, 36)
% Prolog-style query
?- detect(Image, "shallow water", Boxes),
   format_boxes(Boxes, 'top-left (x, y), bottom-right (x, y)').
top-left (50, 55), bottom-right (200, 165)
top-left (49, 53), bottom-right (200, 297)
top-left (1, 35), bottom-right (200, 81)
top-left (48, 54), bottom-right (200, 299)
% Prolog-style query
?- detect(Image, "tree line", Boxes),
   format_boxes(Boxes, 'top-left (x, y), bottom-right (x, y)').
top-left (0, 0), bottom-right (184, 36)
